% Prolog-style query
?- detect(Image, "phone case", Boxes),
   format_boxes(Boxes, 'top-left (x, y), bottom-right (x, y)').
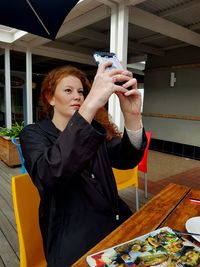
top-left (93, 52), bottom-right (123, 70)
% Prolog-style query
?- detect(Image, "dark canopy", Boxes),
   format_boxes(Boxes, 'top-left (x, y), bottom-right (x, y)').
top-left (0, 0), bottom-right (79, 40)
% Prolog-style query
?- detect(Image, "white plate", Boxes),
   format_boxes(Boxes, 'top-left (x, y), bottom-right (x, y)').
top-left (185, 216), bottom-right (200, 242)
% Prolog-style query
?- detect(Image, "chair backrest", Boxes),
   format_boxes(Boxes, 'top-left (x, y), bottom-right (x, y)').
top-left (12, 173), bottom-right (46, 267)
top-left (112, 166), bottom-right (138, 190)
top-left (11, 137), bottom-right (27, 174)
top-left (138, 131), bottom-right (152, 173)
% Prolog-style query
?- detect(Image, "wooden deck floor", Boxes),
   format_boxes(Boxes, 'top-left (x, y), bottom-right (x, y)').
top-left (0, 161), bottom-right (21, 267)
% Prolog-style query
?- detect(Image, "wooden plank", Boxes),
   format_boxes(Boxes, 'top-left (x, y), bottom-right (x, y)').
top-left (142, 112), bottom-right (200, 121)
top-left (0, 190), bottom-right (17, 229)
top-left (72, 183), bottom-right (190, 267)
top-left (0, 160), bottom-right (21, 178)
top-left (0, 257), bottom-right (6, 267)
top-left (0, 161), bottom-right (21, 267)
top-left (0, 162), bottom-right (21, 209)
top-left (0, 178), bottom-right (12, 209)
top-left (0, 188), bottom-right (19, 253)
top-left (161, 188), bottom-right (200, 231)
top-left (0, 229), bottom-right (19, 267)
top-left (0, 208), bottom-right (19, 257)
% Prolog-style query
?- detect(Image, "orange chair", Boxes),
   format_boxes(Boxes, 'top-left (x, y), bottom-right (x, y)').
top-left (112, 166), bottom-right (139, 211)
top-left (138, 131), bottom-right (152, 199)
top-left (12, 173), bottom-right (47, 267)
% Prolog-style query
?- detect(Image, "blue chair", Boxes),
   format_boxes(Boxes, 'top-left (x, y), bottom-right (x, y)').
top-left (11, 137), bottom-right (27, 174)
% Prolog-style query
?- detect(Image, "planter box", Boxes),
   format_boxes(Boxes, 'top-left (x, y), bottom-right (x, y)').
top-left (0, 136), bottom-right (21, 167)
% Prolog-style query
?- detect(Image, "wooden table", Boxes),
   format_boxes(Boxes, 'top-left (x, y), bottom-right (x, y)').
top-left (73, 183), bottom-right (200, 266)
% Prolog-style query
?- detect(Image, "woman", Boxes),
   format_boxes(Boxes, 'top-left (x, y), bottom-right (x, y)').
top-left (20, 61), bottom-right (147, 267)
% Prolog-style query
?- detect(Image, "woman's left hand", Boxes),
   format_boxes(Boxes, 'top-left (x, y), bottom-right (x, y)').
top-left (114, 70), bottom-right (142, 131)
top-left (115, 70), bottom-right (141, 115)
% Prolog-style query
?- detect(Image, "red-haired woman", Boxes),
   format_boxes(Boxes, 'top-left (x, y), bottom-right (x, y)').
top-left (20, 62), bottom-right (147, 267)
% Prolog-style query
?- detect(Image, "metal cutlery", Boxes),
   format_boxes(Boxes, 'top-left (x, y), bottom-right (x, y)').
top-left (189, 198), bottom-right (200, 205)
top-left (173, 229), bottom-right (200, 237)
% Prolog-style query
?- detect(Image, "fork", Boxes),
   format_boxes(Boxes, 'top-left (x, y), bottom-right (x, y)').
top-left (173, 229), bottom-right (200, 237)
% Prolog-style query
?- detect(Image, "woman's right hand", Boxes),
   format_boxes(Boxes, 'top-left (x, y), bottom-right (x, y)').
top-left (79, 62), bottom-right (130, 123)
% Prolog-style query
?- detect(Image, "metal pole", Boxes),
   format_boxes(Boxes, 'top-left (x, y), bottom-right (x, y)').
top-left (4, 47), bottom-right (12, 128)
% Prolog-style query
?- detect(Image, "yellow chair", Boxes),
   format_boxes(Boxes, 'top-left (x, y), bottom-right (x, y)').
top-left (112, 166), bottom-right (139, 211)
top-left (12, 173), bottom-right (47, 267)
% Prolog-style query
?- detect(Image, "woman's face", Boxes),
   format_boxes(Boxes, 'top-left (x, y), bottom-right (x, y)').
top-left (49, 75), bottom-right (84, 122)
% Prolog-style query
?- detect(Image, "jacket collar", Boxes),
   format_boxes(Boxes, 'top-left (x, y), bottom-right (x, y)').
top-left (37, 118), bottom-right (60, 137)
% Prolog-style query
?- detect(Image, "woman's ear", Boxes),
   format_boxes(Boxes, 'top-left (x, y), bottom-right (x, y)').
top-left (49, 100), bottom-right (55, 106)
top-left (48, 95), bottom-right (55, 106)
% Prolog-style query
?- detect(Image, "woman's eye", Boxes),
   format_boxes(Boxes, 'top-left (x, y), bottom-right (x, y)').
top-left (78, 90), bottom-right (84, 95)
top-left (64, 88), bottom-right (72, 93)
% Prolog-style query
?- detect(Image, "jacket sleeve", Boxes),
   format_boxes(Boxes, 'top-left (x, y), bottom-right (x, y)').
top-left (20, 112), bottom-right (106, 188)
top-left (107, 128), bottom-right (147, 169)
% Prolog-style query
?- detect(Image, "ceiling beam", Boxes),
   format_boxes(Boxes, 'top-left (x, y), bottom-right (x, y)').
top-left (31, 47), bottom-right (95, 66)
top-left (65, 0), bottom-right (99, 21)
top-left (164, 43), bottom-right (188, 51)
top-left (130, 41), bottom-right (164, 56)
top-left (72, 28), bottom-right (109, 43)
top-left (45, 40), bottom-right (94, 55)
top-left (57, 5), bottom-right (110, 38)
top-left (72, 27), bottom-right (164, 56)
top-left (129, 7), bottom-right (200, 47)
top-left (132, 0), bottom-right (200, 45)
top-left (1, 41), bottom-right (95, 66)
top-left (126, 0), bottom-right (147, 6)
top-left (128, 54), bottom-right (147, 63)
top-left (96, 0), bottom-right (116, 8)
top-left (190, 22), bottom-right (200, 31)
top-left (158, 0), bottom-right (200, 17)
top-left (136, 33), bottom-right (162, 43)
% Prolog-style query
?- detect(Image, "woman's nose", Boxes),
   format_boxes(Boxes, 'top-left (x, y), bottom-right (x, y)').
top-left (73, 91), bottom-right (81, 100)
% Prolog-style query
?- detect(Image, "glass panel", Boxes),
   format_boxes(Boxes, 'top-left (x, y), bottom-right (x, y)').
top-left (10, 51), bottom-right (26, 124)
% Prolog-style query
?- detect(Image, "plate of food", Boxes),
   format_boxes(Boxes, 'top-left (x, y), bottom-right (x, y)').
top-left (87, 227), bottom-right (200, 267)
top-left (186, 216), bottom-right (200, 242)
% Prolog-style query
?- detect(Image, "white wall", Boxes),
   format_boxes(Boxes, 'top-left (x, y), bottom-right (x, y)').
top-left (143, 67), bottom-right (200, 146)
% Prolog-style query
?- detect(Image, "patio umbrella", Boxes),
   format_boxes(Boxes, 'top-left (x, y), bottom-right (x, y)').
top-left (0, 0), bottom-right (79, 40)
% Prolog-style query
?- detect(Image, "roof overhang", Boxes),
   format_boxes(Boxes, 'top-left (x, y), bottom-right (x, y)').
top-left (0, 25), bottom-right (28, 43)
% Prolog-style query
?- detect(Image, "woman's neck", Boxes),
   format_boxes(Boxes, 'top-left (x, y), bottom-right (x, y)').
top-left (51, 115), bottom-right (69, 131)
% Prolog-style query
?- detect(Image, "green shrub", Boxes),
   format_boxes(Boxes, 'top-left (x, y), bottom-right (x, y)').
top-left (0, 121), bottom-right (24, 138)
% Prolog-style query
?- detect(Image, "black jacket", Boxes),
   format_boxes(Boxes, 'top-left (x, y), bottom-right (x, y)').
top-left (20, 112), bottom-right (147, 267)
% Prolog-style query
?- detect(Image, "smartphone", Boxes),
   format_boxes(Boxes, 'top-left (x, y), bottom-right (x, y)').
top-left (93, 52), bottom-right (123, 71)
top-left (93, 51), bottom-right (132, 89)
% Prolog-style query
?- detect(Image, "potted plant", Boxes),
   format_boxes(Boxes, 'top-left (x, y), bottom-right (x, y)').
top-left (0, 122), bottom-right (24, 167)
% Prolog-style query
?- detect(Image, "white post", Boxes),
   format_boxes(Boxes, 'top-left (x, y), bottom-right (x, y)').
top-left (108, 1), bottom-right (129, 132)
top-left (4, 47), bottom-right (12, 128)
top-left (26, 49), bottom-right (33, 124)
top-left (117, 1), bottom-right (129, 68)
top-left (108, 4), bottom-right (119, 128)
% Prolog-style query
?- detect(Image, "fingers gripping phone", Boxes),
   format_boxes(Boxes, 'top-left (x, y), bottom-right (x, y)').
top-left (93, 51), bottom-right (131, 89)
top-left (93, 52), bottom-right (123, 71)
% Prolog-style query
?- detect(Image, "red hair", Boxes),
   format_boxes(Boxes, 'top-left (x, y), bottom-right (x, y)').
top-left (41, 66), bottom-right (121, 140)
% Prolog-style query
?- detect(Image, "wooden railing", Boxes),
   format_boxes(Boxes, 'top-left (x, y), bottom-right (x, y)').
top-left (142, 112), bottom-right (200, 121)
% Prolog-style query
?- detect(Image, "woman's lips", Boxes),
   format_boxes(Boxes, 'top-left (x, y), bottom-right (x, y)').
top-left (71, 104), bottom-right (80, 109)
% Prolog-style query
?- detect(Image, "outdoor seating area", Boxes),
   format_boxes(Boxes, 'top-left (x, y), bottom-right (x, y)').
top-left (0, 0), bottom-right (200, 266)
top-left (0, 150), bottom-right (199, 266)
